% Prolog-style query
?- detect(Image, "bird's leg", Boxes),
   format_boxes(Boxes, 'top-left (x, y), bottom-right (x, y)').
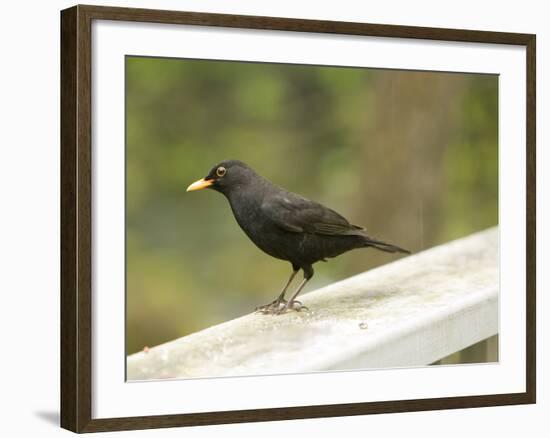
top-left (275, 278), bottom-right (310, 314)
top-left (255, 268), bottom-right (298, 314)
top-left (275, 266), bottom-right (313, 314)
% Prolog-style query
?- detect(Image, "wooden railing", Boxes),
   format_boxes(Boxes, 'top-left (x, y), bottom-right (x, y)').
top-left (127, 227), bottom-right (498, 380)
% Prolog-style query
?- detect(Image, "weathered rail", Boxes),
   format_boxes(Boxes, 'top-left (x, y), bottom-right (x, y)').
top-left (127, 227), bottom-right (498, 380)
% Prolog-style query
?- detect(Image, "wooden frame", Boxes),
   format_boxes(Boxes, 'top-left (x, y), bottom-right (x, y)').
top-left (60, 4), bottom-right (536, 433)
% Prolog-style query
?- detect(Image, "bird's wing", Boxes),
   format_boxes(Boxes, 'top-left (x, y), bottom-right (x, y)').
top-left (261, 193), bottom-right (365, 236)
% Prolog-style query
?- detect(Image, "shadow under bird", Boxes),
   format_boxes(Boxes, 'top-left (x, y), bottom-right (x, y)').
top-left (187, 160), bottom-right (410, 315)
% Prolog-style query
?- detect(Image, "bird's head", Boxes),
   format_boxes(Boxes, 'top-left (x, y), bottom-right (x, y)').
top-left (186, 160), bottom-right (258, 196)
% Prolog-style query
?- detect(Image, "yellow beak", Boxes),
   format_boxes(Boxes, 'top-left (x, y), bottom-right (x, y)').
top-left (186, 178), bottom-right (214, 192)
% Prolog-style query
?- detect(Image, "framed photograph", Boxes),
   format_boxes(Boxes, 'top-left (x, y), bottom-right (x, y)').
top-left (60, 4), bottom-right (536, 433)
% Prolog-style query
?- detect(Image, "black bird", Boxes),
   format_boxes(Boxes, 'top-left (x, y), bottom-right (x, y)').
top-left (187, 160), bottom-right (410, 314)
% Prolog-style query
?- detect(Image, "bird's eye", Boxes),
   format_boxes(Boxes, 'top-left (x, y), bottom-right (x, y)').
top-left (216, 166), bottom-right (226, 177)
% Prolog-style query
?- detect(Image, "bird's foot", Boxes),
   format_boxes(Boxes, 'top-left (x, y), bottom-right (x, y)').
top-left (273, 300), bottom-right (308, 315)
top-left (255, 299), bottom-right (307, 315)
top-left (255, 299), bottom-right (287, 314)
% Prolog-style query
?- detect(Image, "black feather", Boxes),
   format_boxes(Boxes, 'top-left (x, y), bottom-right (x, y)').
top-left (192, 160), bottom-right (410, 273)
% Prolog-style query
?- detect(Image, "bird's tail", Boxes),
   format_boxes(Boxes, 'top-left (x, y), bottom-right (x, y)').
top-left (362, 236), bottom-right (411, 254)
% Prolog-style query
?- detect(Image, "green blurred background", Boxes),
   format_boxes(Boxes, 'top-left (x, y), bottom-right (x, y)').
top-left (125, 56), bottom-right (498, 355)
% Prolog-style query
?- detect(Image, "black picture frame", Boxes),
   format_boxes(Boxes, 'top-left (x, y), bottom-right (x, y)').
top-left (61, 4), bottom-right (536, 433)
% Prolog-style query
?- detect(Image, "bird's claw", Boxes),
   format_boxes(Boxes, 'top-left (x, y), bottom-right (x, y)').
top-left (272, 300), bottom-right (308, 315)
top-left (255, 299), bottom-right (286, 314)
top-left (255, 298), bottom-right (307, 315)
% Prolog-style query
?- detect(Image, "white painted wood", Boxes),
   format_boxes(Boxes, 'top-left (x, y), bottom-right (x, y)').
top-left (127, 227), bottom-right (498, 380)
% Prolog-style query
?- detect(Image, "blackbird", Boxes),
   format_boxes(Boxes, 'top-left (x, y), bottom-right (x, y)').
top-left (187, 160), bottom-right (410, 315)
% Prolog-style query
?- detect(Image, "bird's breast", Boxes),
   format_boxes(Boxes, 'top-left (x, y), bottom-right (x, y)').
top-left (227, 193), bottom-right (292, 261)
